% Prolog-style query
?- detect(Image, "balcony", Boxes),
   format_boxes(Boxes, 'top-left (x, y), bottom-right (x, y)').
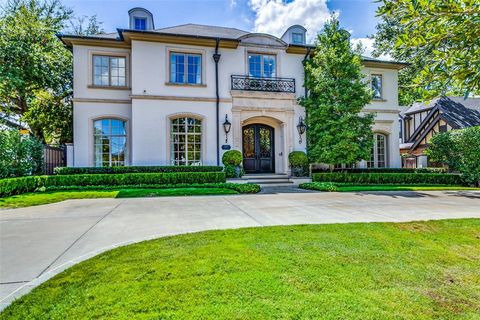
top-left (231, 75), bottom-right (295, 93)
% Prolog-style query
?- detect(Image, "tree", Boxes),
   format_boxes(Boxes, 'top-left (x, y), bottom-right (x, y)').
top-left (0, 128), bottom-right (44, 178)
top-left (376, 0), bottom-right (480, 101)
top-left (426, 126), bottom-right (480, 186)
top-left (69, 14), bottom-right (104, 36)
top-left (0, 0), bottom-right (73, 143)
top-left (301, 17), bottom-right (374, 166)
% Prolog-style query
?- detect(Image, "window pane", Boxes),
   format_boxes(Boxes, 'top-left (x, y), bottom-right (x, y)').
top-left (292, 33), bottom-right (303, 44)
top-left (372, 75), bottom-right (382, 99)
top-left (93, 119), bottom-right (126, 167)
top-left (248, 55), bottom-right (261, 77)
top-left (263, 55), bottom-right (276, 78)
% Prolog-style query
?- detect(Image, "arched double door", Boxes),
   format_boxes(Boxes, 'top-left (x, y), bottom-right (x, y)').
top-left (242, 124), bottom-right (274, 173)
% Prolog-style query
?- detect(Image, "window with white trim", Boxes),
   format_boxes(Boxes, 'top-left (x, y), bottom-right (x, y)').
top-left (134, 17), bottom-right (147, 30)
top-left (248, 53), bottom-right (276, 78)
top-left (292, 32), bottom-right (304, 44)
top-left (371, 74), bottom-right (383, 99)
top-left (170, 52), bottom-right (202, 84)
top-left (171, 117), bottom-right (202, 165)
top-left (367, 133), bottom-right (387, 168)
top-left (93, 55), bottom-right (126, 87)
top-left (94, 119), bottom-right (127, 167)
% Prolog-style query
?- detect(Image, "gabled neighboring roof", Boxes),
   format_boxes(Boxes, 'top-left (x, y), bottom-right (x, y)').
top-left (155, 23), bottom-right (249, 39)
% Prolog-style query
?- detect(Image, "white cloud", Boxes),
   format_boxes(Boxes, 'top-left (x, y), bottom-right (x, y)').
top-left (351, 37), bottom-right (392, 60)
top-left (229, 0), bottom-right (238, 8)
top-left (248, 0), bottom-right (331, 42)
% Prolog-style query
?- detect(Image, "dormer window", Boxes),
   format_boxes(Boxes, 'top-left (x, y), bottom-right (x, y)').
top-left (292, 32), bottom-right (304, 44)
top-left (134, 17), bottom-right (147, 30)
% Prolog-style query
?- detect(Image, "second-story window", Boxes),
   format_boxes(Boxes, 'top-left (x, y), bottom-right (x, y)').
top-left (292, 32), bottom-right (304, 44)
top-left (134, 17), bottom-right (146, 30)
top-left (93, 55), bottom-right (126, 87)
top-left (248, 54), bottom-right (276, 78)
top-left (371, 74), bottom-right (383, 99)
top-left (170, 52), bottom-right (202, 85)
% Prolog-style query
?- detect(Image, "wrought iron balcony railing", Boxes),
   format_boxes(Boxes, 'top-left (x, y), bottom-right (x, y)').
top-left (231, 75), bottom-right (295, 93)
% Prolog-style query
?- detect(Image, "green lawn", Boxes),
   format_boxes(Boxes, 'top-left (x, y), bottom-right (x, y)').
top-left (0, 188), bottom-right (238, 209)
top-left (300, 182), bottom-right (480, 192)
top-left (2, 219), bottom-right (480, 319)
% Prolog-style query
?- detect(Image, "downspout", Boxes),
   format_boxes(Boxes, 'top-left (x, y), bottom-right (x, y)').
top-left (213, 38), bottom-right (221, 166)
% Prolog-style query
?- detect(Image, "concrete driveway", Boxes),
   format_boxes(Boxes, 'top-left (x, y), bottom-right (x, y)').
top-left (1, 190), bottom-right (480, 309)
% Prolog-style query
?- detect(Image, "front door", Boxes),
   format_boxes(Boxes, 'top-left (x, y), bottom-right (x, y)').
top-left (242, 124), bottom-right (274, 173)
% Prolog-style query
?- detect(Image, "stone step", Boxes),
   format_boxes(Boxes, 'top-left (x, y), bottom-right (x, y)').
top-left (246, 179), bottom-right (292, 184)
top-left (242, 174), bottom-right (289, 180)
top-left (259, 183), bottom-right (297, 188)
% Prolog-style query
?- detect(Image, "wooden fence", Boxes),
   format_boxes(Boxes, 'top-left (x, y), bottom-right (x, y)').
top-left (44, 145), bottom-right (66, 175)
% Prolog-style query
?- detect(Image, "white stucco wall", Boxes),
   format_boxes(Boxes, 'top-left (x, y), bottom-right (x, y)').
top-left (71, 33), bottom-right (403, 171)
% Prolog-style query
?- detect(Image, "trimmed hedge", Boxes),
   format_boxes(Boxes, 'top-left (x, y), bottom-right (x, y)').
top-left (54, 166), bottom-right (223, 175)
top-left (0, 172), bottom-right (226, 198)
top-left (45, 183), bottom-right (261, 194)
top-left (311, 167), bottom-right (447, 174)
top-left (312, 172), bottom-right (463, 185)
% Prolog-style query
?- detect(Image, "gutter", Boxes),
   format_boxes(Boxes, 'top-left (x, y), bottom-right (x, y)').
top-left (213, 38), bottom-right (221, 166)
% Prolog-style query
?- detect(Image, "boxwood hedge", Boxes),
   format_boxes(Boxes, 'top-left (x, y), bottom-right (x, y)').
top-left (0, 172), bottom-right (226, 198)
top-left (311, 167), bottom-right (447, 174)
top-left (54, 166), bottom-right (223, 175)
top-left (312, 172), bottom-right (463, 185)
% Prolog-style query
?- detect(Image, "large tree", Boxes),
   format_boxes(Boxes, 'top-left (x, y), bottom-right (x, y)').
top-left (0, 0), bottom-right (73, 143)
top-left (302, 17), bottom-right (374, 166)
top-left (375, 0), bottom-right (480, 103)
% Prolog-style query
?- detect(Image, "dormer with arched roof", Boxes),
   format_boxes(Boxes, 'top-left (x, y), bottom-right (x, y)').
top-left (128, 7), bottom-right (154, 31)
top-left (281, 25), bottom-right (307, 45)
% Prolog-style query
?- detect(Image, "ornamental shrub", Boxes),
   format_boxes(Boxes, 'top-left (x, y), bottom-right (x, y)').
top-left (289, 151), bottom-right (308, 177)
top-left (0, 172), bottom-right (226, 198)
top-left (0, 129), bottom-right (44, 178)
top-left (311, 167), bottom-right (447, 174)
top-left (222, 150), bottom-right (244, 178)
top-left (54, 165), bottom-right (223, 175)
top-left (312, 172), bottom-right (463, 185)
top-left (222, 150), bottom-right (243, 166)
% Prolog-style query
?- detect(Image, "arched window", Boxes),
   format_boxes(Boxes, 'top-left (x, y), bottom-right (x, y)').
top-left (171, 117), bottom-right (202, 165)
top-left (368, 133), bottom-right (387, 168)
top-left (93, 119), bottom-right (127, 167)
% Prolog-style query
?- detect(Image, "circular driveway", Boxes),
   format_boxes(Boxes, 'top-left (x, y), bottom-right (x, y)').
top-left (1, 190), bottom-right (480, 309)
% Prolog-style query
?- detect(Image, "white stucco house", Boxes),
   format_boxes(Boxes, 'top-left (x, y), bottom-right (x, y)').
top-left (59, 7), bottom-right (406, 174)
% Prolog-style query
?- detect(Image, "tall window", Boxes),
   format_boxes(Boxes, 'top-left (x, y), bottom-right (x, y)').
top-left (292, 32), bottom-right (304, 44)
top-left (171, 117), bottom-right (202, 165)
top-left (93, 55), bottom-right (126, 87)
top-left (94, 119), bottom-right (127, 167)
top-left (371, 74), bottom-right (383, 99)
top-left (367, 133), bottom-right (387, 168)
top-left (248, 54), bottom-right (276, 78)
top-left (134, 17), bottom-right (146, 30)
top-left (170, 52), bottom-right (202, 84)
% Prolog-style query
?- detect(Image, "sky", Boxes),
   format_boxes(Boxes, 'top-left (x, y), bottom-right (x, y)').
top-left (2, 0), bottom-right (384, 57)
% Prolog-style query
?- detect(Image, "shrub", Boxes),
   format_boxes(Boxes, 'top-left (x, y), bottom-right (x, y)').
top-left (299, 182), bottom-right (338, 192)
top-left (222, 150), bottom-right (243, 166)
top-left (44, 183), bottom-right (261, 194)
top-left (54, 166), bottom-right (223, 175)
top-left (312, 172), bottom-right (463, 185)
top-left (0, 129), bottom-right (44, 178)
top-left (222, 150), bottom-right (244, 178)
top-left (0, 172), bottom-right (226, 198)
top-left (288, 151), bottom-right (309, 177)
top-left (311, 167), bottom-right (447, 174)
top-left (427, 126), bottom-right (480, 186)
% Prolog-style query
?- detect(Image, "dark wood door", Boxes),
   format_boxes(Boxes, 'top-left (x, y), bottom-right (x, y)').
top-left (242, 124), bottom-right (274, 173)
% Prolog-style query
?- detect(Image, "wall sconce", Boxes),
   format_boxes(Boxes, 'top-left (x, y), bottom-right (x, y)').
top-left (297, 116), bottom-right (306, 144)
top-left (223, 114), bottom-right (231, 143)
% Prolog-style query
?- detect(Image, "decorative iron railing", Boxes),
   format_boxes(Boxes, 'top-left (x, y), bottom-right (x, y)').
top-left (231, 75), bottom-right (295, 93)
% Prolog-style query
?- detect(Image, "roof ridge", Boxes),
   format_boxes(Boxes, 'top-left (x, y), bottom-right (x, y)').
top-left (156, 23), bottom-right (249, 34)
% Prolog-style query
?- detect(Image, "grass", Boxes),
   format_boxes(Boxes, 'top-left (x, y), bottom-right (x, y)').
top-left (299, 182), bottom-right (480, 192)
top-left (2, 219), bottom-right (480, 319)
top-left (0, 188), bottom-right (238, 209)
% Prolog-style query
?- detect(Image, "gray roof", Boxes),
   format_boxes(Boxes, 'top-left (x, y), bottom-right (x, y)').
top-left (154, 23), bottom-right (249, 39)
top-left (436, 97), bottom-right (480, 128)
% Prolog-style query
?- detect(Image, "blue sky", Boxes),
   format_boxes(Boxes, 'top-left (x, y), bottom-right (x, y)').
top-left (60, 0), bottom-right (380, 38)
top-left (1, 0), bottom-right (382, 56)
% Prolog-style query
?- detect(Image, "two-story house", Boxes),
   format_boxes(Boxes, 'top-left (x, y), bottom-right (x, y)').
top-left (59, 7), bottom-right (406, 174)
